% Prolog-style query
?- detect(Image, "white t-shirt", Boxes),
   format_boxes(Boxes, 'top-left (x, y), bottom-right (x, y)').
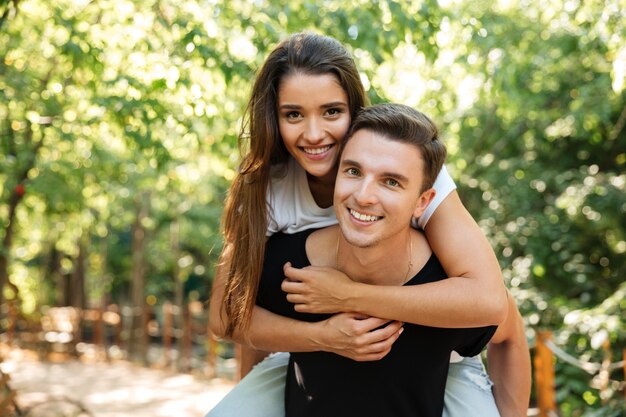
top-left (266, 157), bottom-right (456, 236)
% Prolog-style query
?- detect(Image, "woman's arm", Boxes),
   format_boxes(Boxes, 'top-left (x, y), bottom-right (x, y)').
top-left (244, 307), bottom-right (403, 361)
top-left (282, 191), bottom-right (508, 327)
top-left (487, 292), bottom-right (531, 417)
top-left (422, 190), bottom-right (509, 324)
top-left (208, 253), bottom-right (232, 339)
top-left (208, 252), bottom-right (270, 377)
top-left (208, 248), bottom-right (403, 363)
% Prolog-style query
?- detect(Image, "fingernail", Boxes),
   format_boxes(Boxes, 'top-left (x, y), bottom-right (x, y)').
top-left (398, 328), bottom-right (404, 335)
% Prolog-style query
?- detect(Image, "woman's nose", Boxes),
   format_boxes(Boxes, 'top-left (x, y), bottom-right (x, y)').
top-left (302, 118), bottom-right (325, 143)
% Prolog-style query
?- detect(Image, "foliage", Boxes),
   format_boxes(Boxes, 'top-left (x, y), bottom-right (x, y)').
top-left (1, 0), bottom-right (624, 414)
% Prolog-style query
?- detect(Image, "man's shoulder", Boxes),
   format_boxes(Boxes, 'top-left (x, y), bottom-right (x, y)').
top-left (305, 226), bottom-right (339, 267)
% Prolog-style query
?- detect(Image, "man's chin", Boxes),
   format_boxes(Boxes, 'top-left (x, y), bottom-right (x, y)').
top-left (339, 230), bottom-right (376, 249)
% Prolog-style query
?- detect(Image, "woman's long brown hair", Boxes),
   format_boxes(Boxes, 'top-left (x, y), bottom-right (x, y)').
top-left (220, 32), bottom-right (368, 337)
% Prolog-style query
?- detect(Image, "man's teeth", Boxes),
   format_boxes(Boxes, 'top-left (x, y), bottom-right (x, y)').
top-left (350, 209), bottom-right (380, 222)
top-left (303, 145), bottom-right (331, 155)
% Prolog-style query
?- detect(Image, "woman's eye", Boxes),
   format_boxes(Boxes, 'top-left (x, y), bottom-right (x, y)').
top-left (286, 111), bottom-right (301, 120)
top-left (326, 108), bottom-right (341, 116)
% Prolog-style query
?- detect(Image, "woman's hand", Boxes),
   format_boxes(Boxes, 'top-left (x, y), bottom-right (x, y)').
top-left (282, 262), bottom-right (356, 314)
top-left (316, 312), bottom-right (403, 361)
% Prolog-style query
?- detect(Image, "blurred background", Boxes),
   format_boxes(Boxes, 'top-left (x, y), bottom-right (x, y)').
top-left (0, 0), bottom-right (624, 416)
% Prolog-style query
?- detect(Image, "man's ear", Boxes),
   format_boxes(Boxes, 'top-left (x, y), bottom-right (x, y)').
top-left (413, 188), bottom-right (436, 219)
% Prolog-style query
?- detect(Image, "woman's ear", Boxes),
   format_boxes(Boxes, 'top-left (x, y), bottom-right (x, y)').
top-left (413, 188), bottom-right (436, 219)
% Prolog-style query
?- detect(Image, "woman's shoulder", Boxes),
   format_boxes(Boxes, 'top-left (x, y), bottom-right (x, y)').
top-left (267, 158), bottom-right (305, 202)
top-left (269, 157), bottom-right (300, 181)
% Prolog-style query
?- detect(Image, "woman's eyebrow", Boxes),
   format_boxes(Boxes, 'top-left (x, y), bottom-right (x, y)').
top-left (278, 103), bottom-right (302, 110)
top-left (320, 101), bottom-right (348, 108)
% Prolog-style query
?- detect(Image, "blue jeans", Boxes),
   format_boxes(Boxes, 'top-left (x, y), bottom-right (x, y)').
top-left (206, 352), bottom-right (500, 417)
top-left (444, 355), bottom-right (500, 417)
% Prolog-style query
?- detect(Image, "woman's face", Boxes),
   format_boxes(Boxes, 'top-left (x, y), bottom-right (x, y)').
top-left (277, 72), bottom-right (351, 179)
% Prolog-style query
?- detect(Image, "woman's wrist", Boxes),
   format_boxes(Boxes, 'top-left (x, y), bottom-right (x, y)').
top-left (306, 320), bottom-right (331, 352)
top-left (341, 281), bottom-right (365, 314)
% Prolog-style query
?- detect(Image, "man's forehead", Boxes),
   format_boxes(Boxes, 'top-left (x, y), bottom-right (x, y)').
top-left (342, 130), bottom-right (420, 159)
top-left (341, 130), bottom-right (423, 177)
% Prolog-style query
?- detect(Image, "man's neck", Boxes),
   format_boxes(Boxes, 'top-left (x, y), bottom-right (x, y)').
top-left (336, 230), bottom-right (415, 286)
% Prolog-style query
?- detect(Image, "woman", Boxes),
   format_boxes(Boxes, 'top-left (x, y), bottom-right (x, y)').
top-left (208, 32), bottom-right (528, 417)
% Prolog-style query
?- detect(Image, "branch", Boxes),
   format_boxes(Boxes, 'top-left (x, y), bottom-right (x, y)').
top-left (0, 0), bottom-right (20, 33)
top-left (1, 122), bottom-right (45, 293)
top-left (608, 104), bottom-right (626, 141)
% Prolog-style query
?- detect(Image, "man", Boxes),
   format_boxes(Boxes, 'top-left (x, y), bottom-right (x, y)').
top-left (255, 103), bottom-right (528, 417)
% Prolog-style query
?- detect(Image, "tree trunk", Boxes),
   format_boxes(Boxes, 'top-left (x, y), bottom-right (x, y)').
top-left (0, 120), bottom-right (44, 313)
top-left (69, 238), bottom-right (87, 309)
top-left (171, 218), bottom-right (186, 371)
top-left (127, 194), bottom-right (150, 364)
top-left (0, 183), bottom-right (24, 313)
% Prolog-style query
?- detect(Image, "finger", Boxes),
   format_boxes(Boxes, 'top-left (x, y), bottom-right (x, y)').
top-left (358, 337), bottom-right (396, 356)
top-left (281, 280), bottom-right (301, 293)
top-left (283, 262), bottom-right (301, 282)
top-left (349, 313), bottom-right (372, 320)
top-left (293, 303), bottom-right (311, 313)
top-left (359, 321), bottom-right (403, 343)
top-left (285, 293), bottom-right (306, 305)
top-left (283, 263), bottom-right (306, 281)
top-left (354, 328), bottom-right (402, 359)
top-left (301, 265), bottom-right (331, 273)
top-left (356, 317), bottom-right (397, 333)
top-left (352, 342), bottom-right (395, 362)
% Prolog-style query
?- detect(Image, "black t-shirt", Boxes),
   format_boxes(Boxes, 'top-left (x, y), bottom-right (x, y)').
top-left (257, 230), bottom-right (497, 417)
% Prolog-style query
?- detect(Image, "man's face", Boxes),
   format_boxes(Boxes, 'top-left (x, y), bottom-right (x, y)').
top-left (334, 129), bottom-right (434, 248)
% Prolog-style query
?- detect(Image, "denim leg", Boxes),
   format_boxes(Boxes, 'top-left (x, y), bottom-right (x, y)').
top-left (443, 355), bottom-right (501, 417)
top-left (205, 352), bottom-right (289, 417)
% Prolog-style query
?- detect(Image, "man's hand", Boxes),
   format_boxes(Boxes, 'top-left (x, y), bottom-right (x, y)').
top-left (282, 262), bottom-right (356, 313)
top-left (314, 312), bottom-right (403, 361)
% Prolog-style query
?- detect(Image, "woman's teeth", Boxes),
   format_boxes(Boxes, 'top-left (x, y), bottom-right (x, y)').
top-left (303, 145), bottom-right (331, 155)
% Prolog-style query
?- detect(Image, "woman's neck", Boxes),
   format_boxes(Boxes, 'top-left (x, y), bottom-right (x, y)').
top-left (307, 169), bottom-right (337, 208)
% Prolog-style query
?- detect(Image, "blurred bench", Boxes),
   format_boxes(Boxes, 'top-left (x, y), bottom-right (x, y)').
top-left (40, 306), bottom-right (81, 358)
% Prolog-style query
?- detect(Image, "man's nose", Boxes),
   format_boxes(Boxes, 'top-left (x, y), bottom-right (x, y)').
top-left (354, 178), bottom-right (378, 206)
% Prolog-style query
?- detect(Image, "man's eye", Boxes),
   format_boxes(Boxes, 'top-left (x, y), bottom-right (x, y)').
top-left (385, 179), bottom-right (399, 187)
top-left (346, 168), bottom-right (359, 176)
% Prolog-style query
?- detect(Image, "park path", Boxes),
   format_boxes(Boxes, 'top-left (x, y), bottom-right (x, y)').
top-left (2, 347), bottom-right (235, 417)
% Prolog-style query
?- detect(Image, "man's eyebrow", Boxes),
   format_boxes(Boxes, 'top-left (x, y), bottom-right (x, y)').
top-left (382, 172), bottom-right (410, 183)
top-left (340, 159), bottom-right (361, 168)
top-left (340, 159), bottom-right (410, 183)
